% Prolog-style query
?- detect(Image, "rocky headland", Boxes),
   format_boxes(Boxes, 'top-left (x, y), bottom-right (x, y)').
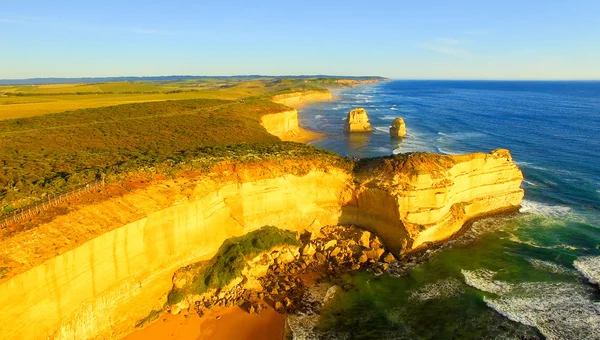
top-left (0, 87), bottom-right (524, 339)
top-left (344, 108), bottom-right (372, 133)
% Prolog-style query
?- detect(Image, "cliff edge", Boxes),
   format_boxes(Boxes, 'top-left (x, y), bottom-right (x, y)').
top-left (0, 149), bottom-right (523, 339)
top-left (343, 149), bottom-right (524, 252)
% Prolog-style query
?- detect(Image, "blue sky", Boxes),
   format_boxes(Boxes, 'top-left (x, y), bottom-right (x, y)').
top-left (1, 0), bottom-right (599, 79)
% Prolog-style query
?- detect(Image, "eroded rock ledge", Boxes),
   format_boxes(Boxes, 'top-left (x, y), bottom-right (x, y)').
top-left (0, 149), bottom-right (523, 339)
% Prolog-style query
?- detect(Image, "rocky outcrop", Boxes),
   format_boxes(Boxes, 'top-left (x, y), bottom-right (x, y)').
top-left (272, 90), bottom-right (333, 108)
top-left (342, 149), bottom-right (524, 252)
top-left (0, 149), bottom-right (524, 339)
top-left (178, 225), bottom-right (391, 318)
top-left (344, 108), bottom-right (372, 133)
top-left (389, 118), bottom-right (406, 138)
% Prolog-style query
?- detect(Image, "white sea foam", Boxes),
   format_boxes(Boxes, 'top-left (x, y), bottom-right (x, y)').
top-left (381, 115), bottom-right (398, 120)
top-left (522, 179), bottom-right (538, 187)
top-left (506, 232), bottom-right (585, 251)
top-left (436, 131), bottom-right (486, 140)
top-left (464, 269), bottom-right (600, 339)
top-left (374, 126), bottom-right (390, 133)
top-left (373, 146), bottom-right (392, 153)
top-left (435, 146), bottom-right (458, 155)
top-left (286, 315), bottom-right (321, 340)
top-left (408, 277), bottom-right (464, 302)
top-left (390, 107), bottom-right (398, 110)
top-left (314, 114), bottom-right (323, 119)
top-left (462, 269), bottom-right (512, 294)
top-left (519, 200), bottom-right (572, 218)
top-left (526, 258), bottom-right (575, 275)
top-left (574, 256), bottom-right (600, 285)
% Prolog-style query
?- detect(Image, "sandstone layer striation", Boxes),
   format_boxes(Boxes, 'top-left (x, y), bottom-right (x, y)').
top-left (0, 149), bottom-right (523, 339)
top-left (342, 149), bottom-right (524, 252)
top-left (271, 90), bottom-right (333, 108)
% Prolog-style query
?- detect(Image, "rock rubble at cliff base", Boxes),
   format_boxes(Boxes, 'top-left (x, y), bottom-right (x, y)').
top-left (168, 225), bottom-right (397, 319)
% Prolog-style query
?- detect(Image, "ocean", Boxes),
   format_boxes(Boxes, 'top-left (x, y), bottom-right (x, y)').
top-left (298, 81), bottom-right (600, 339)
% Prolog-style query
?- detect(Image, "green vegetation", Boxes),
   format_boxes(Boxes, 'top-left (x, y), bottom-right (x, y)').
top-left (135, 309), bottom-right (162, 328)
top-left (169, 226), bottom-right (301, 304)
top-left (0, 95), bottom-right (351, 212)
top-left (0, 77), bottom-right (380, 213)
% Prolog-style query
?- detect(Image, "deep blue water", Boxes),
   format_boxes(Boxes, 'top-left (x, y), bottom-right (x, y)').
top-left (297, 81), bottom-right (600, 339)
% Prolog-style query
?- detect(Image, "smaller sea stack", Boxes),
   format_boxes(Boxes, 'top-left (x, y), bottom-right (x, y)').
top-left (344, 108), bottom-right (372, 133)
top-left (389, 118), bottom-right (406, 138)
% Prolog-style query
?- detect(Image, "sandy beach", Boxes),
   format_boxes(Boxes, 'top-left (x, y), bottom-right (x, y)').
top-left (126, 306), bottom-right (285, 340)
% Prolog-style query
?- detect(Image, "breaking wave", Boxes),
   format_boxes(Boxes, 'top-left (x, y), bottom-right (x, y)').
top-left (574, 256), bottom-right (600, 285)
top-left (463, 269), bottom-right (600, 340)
top-left (519, 200), bottom-right (572, 218)
top-left (526, 258), bottom-right (575, 276)
top-left (408, 277), bottom-right (464, 302)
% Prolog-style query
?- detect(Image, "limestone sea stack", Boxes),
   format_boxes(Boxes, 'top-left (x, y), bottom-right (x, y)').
top-left (344, 108), bottom-right (372, 133)
top-left (389, 118), bottom-right (406, 138)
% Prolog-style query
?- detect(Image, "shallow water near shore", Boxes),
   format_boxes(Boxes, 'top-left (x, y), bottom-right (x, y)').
top-left (299, 81), bottom-right (600, 339)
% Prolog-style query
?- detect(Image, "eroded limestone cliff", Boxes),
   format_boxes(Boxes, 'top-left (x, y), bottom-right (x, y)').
top-left (0, 163), bottom-right (352, 340)
top-left (0, 149), bottom-right (523, 339)
top-left (342, 149), bottom-right (524, 252)
top-left (271, 90), bottom-right (333, 108)
top-left (260, 109), bottom-right (300, 138)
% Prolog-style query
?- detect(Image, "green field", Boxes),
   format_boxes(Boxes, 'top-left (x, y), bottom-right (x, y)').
top-left (0, 77), bottom-right (386, 119)
top-left (0, 77), bottom-right (379, 212)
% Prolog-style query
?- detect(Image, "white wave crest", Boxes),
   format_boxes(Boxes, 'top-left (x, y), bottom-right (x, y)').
top-left (484, 282), bottom-right (600, 340)
top-left (522, 180), bottom-right (538, 187)
top-left (374, 126), bottom-right (390, 133)
top-left (314, 114), bottom-right (323, 119)
top-left (574, 256), bottom-right (600, 285)
top-left (462, 269), bottom-right (511, 294)
top-left (519, 200), bottom-right (572, 218)
top-left (408, 277), bottom-right (464, 302)
top-left (526, 258), bottom-right (575, 275)
top-left (464, 269), bottom-right (600, 339)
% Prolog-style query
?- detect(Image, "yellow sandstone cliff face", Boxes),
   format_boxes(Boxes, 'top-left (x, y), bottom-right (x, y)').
top-left (342, 149), bottom-right (524, 252)
top-left (0, 150), bottom-right (524, 339)
top-left (271, 90), bottom-right (333, 108)
top-left (0, 167), bottom-right (353, 340)
top-left (260, 109), bottom-right (300, 138)
top-left (344, 108), bottom-right (372, 133)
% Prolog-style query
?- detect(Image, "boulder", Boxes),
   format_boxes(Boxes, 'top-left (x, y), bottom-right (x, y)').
top-left (370, 237), bottom-right (383, 249)
top-left (324, 239), bottom-right (337, 250)
top-left (389, 118), bottom-right (406, 137)
top-left (329, 247), bottom-right (341, 257)
top-left (359, 231), bottom-right (371, 248)
top-left (382, 253), bottom-right (396, 264)
top-left (344, 108), bottom-right (372, 133)
top-left (301, 243), bottom-right (316, 257)
top-left (365, 248), bottom-right (385, 261)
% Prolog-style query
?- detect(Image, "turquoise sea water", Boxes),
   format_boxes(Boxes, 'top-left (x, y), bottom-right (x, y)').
top-left (299, 81), bottom-right (600, 339)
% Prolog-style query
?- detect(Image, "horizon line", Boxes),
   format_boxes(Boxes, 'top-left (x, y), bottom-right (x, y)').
top-left (1, 74), bottom-right (600, 85)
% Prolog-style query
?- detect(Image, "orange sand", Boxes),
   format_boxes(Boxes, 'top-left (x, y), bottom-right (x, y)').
top-left (126, 306), bottom-right (285, 340)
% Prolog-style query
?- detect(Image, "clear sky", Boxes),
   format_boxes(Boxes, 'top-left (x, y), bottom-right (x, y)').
top-left (2, 0), bottom-right (599, 80)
